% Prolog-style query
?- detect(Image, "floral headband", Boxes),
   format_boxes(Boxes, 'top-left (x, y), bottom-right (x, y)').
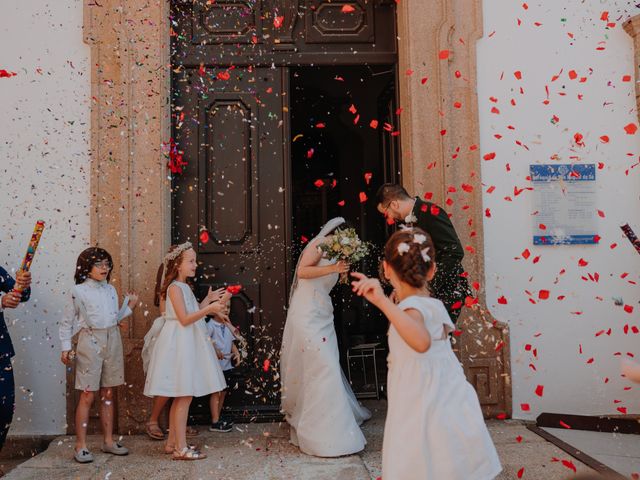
top-left (164, 241), bottom-right (193, 264)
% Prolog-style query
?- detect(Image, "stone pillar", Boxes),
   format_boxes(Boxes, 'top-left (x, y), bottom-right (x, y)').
top-left (397, 0), bottom-right (512, 417)
top-left (624, 16), bottom-right (640, 119)
top-left (74, 0), bottom-right (170, 434)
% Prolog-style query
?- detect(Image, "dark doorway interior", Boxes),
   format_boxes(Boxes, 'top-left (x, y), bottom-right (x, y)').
top-left (290, 65), bottom-right (399, 389)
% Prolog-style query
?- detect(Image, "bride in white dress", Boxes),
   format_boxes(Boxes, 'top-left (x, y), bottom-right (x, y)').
top-left (280, 217), bottom-right (372, 457)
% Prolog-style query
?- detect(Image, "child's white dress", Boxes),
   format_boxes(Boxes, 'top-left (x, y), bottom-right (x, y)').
top-left (383, 295), bottom-right (502, 480)
top-left (144, 281), bottom-right (226, 397)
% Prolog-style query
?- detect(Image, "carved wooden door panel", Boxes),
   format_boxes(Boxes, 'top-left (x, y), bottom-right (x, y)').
top-left (172, 66), bottom-right (288, 416)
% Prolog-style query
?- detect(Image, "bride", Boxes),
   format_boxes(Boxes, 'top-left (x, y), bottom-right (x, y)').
top-left (280, 217), bottom-right (371, 457)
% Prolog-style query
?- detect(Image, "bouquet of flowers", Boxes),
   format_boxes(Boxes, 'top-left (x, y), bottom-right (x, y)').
top-left (318, 227), bottom-right (371, 284)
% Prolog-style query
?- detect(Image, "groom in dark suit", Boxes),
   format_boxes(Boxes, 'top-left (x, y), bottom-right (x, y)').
top-left (376, 184), bottom-right (471, 322)
top-left (0, 266), bottom-right (31, 466)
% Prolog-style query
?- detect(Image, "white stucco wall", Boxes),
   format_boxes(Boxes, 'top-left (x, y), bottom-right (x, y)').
top-left (478, 1), bottom-right (640, 419)
top-left (0, 0), bottom-right (90, 435)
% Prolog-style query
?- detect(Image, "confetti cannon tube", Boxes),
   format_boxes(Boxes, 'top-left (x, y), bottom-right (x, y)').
top-left (12, 220), bottom-right (45, 295)
top-left (621, 223), bottom-right (640, 256)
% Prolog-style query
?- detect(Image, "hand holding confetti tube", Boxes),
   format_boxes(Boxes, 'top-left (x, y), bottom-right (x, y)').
top-left (12, 220), bottom-right (45, 295)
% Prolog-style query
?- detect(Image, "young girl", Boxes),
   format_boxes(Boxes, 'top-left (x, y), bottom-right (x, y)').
top-left (143, 242), bottom-right (227, 460)
top-left (351, 228), bottom-right (502, 480)
top-left (207, 304), bottom-right (241, 432)
top-left (142, 263), bottom-right (225, 440)
top-left (59, 247), bottom-right (138, 464)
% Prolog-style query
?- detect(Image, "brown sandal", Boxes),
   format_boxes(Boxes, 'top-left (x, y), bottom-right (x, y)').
top-left (165, 443), bottom-right (198, 454)
top-left (145, 422), bottom-right (165, 441)
top-left (172, 447), bottom-right (207, 461)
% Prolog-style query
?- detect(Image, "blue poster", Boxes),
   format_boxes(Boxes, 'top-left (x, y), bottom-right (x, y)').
top-left (530, 164), bottom-right (598, 245)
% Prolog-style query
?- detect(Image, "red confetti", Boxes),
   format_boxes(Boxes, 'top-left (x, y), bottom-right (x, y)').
top-left (199, 230), bottom-right (210, 244)
top-left (315, 122), bottom-right (326, 128)
top-left (514, 71), bottom-right (522, 80)
top-left (341, 4), bottom-right (355, 13)
top-left (217, 71), bottom-right (230, 81)
top-left (370, 119), bottom-right (378, 129)
top-left (263, 359), bottom-right (271, 372)
top-left (624, 305), bottom-right (634, 314)
top-left (483, 152), bottom-right (496, 161)
top-left (439, 50), bottom-right (450, 60)
top-left (578, 258), bottom-right (588, 267)
top-left (226, 284), bottom-right (242, 295)
top-left (559, 420), bottom-right (571, 429)
top-left (517, 467), bottom-right (525, 478)
top-left (624, 123), bottom-right (638, 135)
top-left (561, 460), bottom-right (577, 473)
top-left (314, 179), bottom-right (324, 188)
top-left (364, 172), bottom-right (373, 185)
top-left (538, 290), bottom-right (549, 300)
top-left (359, 192), bottom-right (368, 203)
top-left (520, 403), bottom-right (530, 412)
top-left (0, 70), bottom-right (17, 78)
top-left (273, 16), bottom-right (284, 28)
top-left (535, 385), bottom-right (544, 397)
top-left (498, 296), bottom-right (508, 305)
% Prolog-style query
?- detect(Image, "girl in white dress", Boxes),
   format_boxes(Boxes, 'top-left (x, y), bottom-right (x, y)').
top-left (144, 242), bottom-right (227, 460)
top-left (351, 228), bottom-right (502, 480)
top-left (280, 217), bottom-right (371, 457)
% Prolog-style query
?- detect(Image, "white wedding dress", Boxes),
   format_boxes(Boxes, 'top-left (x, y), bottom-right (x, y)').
top-left (280, 217), bottom-right (371, 457)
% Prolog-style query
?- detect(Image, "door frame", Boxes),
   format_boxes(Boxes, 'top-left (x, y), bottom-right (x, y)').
top-left (79, 0), bottom-right (511, 434)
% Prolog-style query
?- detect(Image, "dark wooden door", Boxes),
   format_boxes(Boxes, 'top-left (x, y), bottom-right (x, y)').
top-left (172, 66), bottom-right (289, 417)
top-left (171, 0), bottom-right (397, 420)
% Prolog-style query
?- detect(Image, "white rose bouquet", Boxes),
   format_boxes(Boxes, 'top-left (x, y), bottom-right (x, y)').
top-left (318, 227), bottom-right (372, 284)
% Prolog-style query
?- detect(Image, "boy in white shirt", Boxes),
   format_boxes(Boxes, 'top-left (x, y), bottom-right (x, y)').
top-left (206, 299), bottom-right (241, 432)
top-left (60, 248), bottom-right (138, 463)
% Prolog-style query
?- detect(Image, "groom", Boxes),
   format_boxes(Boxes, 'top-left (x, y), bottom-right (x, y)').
top-left (376, 183), bottom-right (471, 322)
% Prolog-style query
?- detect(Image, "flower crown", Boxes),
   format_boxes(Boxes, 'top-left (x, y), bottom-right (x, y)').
top-left (164, 241), bottom-right (192, 264)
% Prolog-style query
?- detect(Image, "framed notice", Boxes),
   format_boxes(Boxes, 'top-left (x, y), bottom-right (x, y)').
top-left (530, 164), bottom-right (598, 245)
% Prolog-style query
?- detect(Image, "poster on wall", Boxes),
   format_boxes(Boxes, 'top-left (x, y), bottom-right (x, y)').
top-left (530, 164), bottom-right (598, 245)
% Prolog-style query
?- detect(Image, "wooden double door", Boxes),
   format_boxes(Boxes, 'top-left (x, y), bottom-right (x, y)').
top-left (170, 0), bottom-right (398, 419)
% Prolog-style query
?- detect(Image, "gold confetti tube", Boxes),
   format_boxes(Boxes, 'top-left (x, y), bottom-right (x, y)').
top-left (12, 220), bottom-right (45, 295)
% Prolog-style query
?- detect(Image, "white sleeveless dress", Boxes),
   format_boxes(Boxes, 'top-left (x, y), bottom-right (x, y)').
top-left (144, 281), bottom-right (226, 397)
top-left (280, 255), bottom-right (371, 457)
top-left (383, 295), bottom-right (502, 480)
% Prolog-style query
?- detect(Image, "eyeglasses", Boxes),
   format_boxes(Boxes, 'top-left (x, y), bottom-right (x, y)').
top-left (93, 261), bottom-right (112, 270)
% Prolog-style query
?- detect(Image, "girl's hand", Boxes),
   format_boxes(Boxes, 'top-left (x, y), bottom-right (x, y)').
top-left (61, 351), bottom-right (72, 366)
top-left (127, 292), bottom-right (139, 309)
top-left (350, 272), bottom-right (387, 306)
top-left (205, 287), bottom-right (226, 305)
top-left (333, 260), bottom-right (349, 274)
top-left (622, 359), bottom-right (640, 384)
top-left (214, 347), bottom-right (225, 360)
top-left (220, 291), bottom-right (232, 308)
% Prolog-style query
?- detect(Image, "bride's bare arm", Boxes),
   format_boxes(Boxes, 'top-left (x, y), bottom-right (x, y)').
top-left (297, 240), bottom-right (348, 279)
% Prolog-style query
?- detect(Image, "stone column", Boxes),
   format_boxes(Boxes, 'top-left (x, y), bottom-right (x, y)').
top-left (76, 0), bottom-right (170, 434)
top-left (624, 16), bottom-right (640, 120)
top-left (397, 0), bottom-right (512, 417)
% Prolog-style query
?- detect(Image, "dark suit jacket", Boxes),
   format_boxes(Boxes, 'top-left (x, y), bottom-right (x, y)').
top-left (411, 198), bottom-right (464, 264)
top-left (0, 267), bottom-right (31, 362)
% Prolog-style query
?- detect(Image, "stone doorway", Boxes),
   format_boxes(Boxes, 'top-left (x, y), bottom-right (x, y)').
top-left (76, 0), bottom-right (510, 434)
